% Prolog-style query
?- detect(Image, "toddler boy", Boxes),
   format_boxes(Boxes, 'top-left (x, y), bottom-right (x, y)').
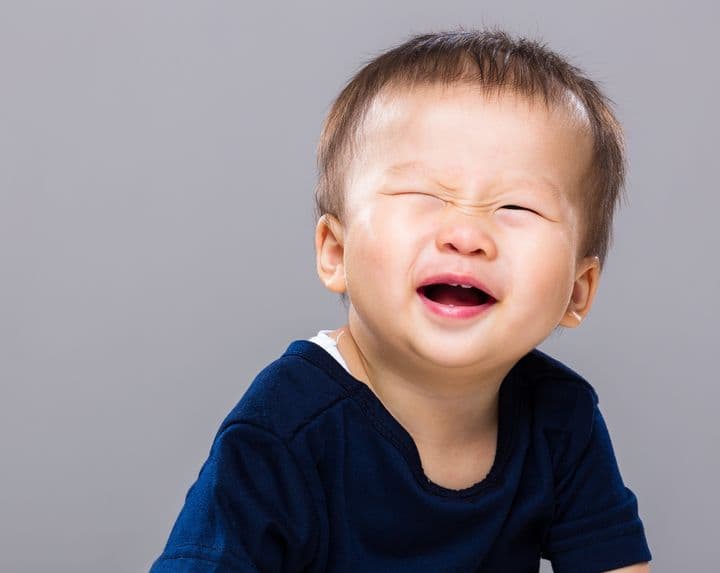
top-left (150, 29), bottom-right (652, 572)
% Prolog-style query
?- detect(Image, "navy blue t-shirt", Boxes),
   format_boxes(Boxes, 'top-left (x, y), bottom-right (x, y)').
top-left (150, 340), bottom-right (652, 572)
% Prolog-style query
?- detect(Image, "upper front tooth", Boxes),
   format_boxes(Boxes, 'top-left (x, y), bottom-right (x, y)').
top-left (449, 283), bottom-right (473, 288)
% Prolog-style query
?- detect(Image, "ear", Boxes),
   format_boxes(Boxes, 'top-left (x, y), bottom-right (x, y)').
top-left (315, 214), bottom-right (347, 293)
top-left (558, 256), bottom-right (601, 328)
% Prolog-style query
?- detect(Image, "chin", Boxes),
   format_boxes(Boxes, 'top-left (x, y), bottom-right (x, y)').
top-left (411, 338), bottom-right (498, 371)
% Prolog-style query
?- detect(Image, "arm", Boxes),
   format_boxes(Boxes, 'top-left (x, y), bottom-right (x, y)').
top-left (541, 388), bottom-right (652, 573)
top-left (150, 421), bottom-right (319, 572)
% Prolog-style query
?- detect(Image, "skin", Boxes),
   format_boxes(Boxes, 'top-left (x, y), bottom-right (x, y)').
top-left (315, 83), bottom-right (599, 486)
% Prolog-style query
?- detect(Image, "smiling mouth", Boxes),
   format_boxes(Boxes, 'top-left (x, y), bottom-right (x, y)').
top-left (417, 283), bottom-right (494, 306)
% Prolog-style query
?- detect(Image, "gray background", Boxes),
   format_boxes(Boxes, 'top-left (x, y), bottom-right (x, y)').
top-left (1, 1), bottom-right (717, 571)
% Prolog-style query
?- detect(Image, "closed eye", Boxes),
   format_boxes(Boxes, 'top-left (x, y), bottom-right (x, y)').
top-left (394, 191), bottom-right (445, 202)
top-left (405, 192), bottom-right (440, 198)
top-left (501, 205), bottom-right (538, 214)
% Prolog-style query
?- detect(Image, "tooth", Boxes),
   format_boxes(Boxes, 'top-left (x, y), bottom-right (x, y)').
top-left (460, 284), bottom-right (472, 289)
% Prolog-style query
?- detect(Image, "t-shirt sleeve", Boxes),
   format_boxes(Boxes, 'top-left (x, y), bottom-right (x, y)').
top-left (149, 421), bottom-right (319, 573)
top-left (541, 388), bottom-right (652, 573)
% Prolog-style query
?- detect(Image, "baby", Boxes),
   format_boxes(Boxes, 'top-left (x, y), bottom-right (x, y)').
top-left (150, 29), bottom-right (652, 572)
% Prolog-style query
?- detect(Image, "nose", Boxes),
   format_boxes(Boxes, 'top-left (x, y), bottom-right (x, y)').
top-left (435, 204), bottom-right (497, 258)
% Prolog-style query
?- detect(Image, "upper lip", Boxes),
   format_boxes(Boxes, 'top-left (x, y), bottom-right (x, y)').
top-left (417, 272), bottom-right (499, 300)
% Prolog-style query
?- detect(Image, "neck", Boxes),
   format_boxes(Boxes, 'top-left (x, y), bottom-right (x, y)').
top-left (331, 316), bottom-right (514, 451)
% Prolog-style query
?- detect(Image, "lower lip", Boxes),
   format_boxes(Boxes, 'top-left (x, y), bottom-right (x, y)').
top-left (417, 290), bottom-right (496, 319)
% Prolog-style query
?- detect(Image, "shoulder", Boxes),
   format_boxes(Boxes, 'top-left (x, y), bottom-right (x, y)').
top-left (515, 347), bottom-right (599, 419)
top-left (512, 348), bottom-right (601, 467)
top-left (218, 340), bottom-right (352, 441)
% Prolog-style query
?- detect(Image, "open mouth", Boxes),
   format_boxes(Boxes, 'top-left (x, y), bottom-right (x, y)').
top-left (417, 283), bottom-right (495, 306)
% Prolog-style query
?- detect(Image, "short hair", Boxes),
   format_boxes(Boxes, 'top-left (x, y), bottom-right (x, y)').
top-left (314, 28), bottom-right (626, 307)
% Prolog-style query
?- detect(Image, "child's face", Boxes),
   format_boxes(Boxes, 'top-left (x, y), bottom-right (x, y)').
top-left (318, 83), bottom-right (600, 373)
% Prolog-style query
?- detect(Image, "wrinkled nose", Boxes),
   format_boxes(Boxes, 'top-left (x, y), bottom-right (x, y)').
top-left (435, 206), bottom-right (497, 258)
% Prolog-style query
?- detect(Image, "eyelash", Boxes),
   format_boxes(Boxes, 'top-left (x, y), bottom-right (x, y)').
top-left (396, 192), bottom-right (443, 202)
top-left (397, 194), bottom-right (539, 215)
top-left (501, 205), bottom-right (537, 214)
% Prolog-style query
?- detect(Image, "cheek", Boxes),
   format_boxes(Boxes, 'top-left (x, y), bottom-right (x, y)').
top-left (344, 205), bottom-right (402, 280)
top-left (354, 201), bottom-right (418, 247)
top-left (344, 203), bottom-right (429, 303)
top-left (510, 231), bottom-right (576, 300)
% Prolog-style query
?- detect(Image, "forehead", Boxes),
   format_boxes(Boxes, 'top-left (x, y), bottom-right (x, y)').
top-left (349, 83), bottom-right (593, 200)
top-left (362, 80), bottom-right (592, 132)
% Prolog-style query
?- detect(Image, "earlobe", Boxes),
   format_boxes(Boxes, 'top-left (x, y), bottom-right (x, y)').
top-left (559, 256), bottom-right (600, 328)
top-left (315, 214), bottom-right (347, 293)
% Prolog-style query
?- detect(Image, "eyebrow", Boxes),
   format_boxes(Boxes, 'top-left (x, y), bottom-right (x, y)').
top-left (385, 161), bottom-right (437, 179)
top-left (384, 161), bottom-right (563, 201)
top-left (385, 161), bottom-right (458, 192)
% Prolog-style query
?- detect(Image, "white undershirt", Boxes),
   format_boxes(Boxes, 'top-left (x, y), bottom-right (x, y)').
top-left (307, 329), bottom-right (351, 374)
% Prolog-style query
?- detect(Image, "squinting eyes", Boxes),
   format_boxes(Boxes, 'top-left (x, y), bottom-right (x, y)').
top-left (394, 191), bottom-right (540, 215)
top-left (399, 192), bottom-right (442, 200)
top-left (395, 193), bottom-right (539, 215)
top-left (393, 192), bottom-right (446, 205)
top-left (501, 205), bottom-right (538, 214)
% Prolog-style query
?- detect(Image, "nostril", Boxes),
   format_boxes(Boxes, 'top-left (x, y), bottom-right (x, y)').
top-left (437, 223), bottom-right (496, 256)
top-left (443, 243), bottom-right (487, 256)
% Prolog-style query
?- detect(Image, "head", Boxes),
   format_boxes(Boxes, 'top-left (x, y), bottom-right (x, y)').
top-left (313, 29), bottom-right (626, 372)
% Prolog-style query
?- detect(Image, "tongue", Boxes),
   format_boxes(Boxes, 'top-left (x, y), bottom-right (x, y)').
top-left (425, 284), bottom-right (487, 306)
